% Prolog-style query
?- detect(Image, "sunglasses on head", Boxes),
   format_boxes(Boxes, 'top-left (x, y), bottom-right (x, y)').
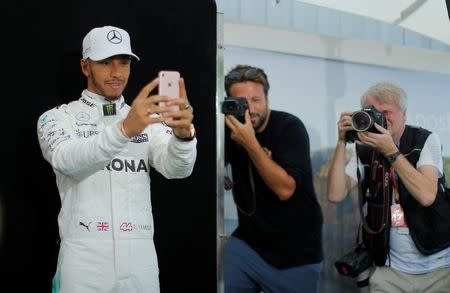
top-left (226, 67), bottom-right (261, 81)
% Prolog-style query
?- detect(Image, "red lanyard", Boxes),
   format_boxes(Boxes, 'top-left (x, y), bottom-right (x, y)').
top-left (390, 167), bottom-right (399, 203)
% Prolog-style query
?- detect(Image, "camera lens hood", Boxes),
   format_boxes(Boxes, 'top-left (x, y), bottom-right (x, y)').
top-left (352, 111), bottom-right (373, 132)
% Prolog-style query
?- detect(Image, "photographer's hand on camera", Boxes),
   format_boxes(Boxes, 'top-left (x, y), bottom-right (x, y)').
top-left (337, 111), bottom-right (354, 143)
top-left (225, 110), bottom-right (258, 150)
top-left (356, 123), bottom-right (398, 156)
top-left (328, 111), bottom-right (358, 203)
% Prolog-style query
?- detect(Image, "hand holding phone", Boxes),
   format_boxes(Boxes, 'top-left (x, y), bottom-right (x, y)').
top-left (158, 71), bottom-right (180, 115)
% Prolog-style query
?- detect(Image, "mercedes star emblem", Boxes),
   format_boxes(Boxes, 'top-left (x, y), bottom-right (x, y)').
top-left (107, 30), bottom-right (122, 44)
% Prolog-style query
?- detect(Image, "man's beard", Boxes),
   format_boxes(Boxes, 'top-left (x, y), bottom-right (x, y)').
top-left (251, 110), bottom-right (267, 131)
top-left (91, 73), bottom-right (123, 100)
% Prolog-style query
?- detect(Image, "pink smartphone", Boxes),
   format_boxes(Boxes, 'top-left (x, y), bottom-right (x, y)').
top-left (158, 70), bottom-right (180, 114)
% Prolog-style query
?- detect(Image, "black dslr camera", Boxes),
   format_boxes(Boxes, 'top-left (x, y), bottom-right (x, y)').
top-left (345, 105), bottom-right (387, 143)
top-left (335, 245), bottom-right (372, 288)
top-left (221, 97), bottom-right (248, 123)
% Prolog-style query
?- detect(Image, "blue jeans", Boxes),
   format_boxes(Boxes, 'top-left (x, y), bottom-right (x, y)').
top-left (224, 236), bottom-right (322, 293)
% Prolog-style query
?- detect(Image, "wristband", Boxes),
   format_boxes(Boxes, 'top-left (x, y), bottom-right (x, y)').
top-left (119, 120), bottom-right (131, 139)
top-left (387, 151), bottom-right (401, 163)
top-left (175, 124), bottom-right (196, 141)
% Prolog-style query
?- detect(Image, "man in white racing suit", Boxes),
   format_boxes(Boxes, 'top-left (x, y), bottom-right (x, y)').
top-left (37, 25), bottom-right (197, 293)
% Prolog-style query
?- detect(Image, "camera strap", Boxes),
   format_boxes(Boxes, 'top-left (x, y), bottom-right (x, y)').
top-left (246, 163), bottom-right (257, 216)
top-left (353, 222), bottom-right (363, 247)
top-left (356, 150), bottom-right (391, 235)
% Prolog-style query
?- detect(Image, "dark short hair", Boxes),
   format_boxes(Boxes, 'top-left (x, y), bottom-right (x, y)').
top-left (224, 65), bottom-right (270, 97)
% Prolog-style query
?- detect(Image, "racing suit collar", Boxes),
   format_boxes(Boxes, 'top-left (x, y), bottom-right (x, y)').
top-left (82, 89), bottom-right (125, 106)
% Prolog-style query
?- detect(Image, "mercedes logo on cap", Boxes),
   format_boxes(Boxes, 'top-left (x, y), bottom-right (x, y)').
top-left (107, 30), bottom-right (122, 44)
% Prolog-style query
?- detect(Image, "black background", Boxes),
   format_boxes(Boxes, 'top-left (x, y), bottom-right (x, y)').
top-left (447, 0), bottom-right (450, 20)
top-left (1, 1), bottom-right (217, 292)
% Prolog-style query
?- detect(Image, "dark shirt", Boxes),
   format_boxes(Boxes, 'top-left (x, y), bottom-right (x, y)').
top-left (226, 110), bottom-right (323, 268)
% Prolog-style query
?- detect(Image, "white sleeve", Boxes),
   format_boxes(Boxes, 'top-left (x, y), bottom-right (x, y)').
top-left (37, 107), bottom-right (129, 181)
top-left (345, 152), bottom-right (365, 182)
top-left (146, 121), bottom-right (197, 179)
top-left (416, 132), bottom-right (443, 178)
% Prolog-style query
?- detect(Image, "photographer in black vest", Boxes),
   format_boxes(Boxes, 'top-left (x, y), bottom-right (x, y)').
top-left (327, 82), bottom-right (450, 292)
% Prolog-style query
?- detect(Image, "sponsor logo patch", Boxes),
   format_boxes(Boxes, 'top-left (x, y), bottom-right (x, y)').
top-left (75, 129), bottom-right (99, 138)
top-left (131, 133), bottom-right (149, 143)
top-left (105, 159), bottom-right (148, 173)
top-left (103, 104), bottom-right (116, 116)
top-left (120, 222), bottom-right (152, 232)
top-left (79, 221), bottom-right (92, 231)
top-left (76, 112), bottom-right (90, 122)
top-left (80, 97), bottom-right (95, 108)
top-left (120, 222), bottom-right (133, 232)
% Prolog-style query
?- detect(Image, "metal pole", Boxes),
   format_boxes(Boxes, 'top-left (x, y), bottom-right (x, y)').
top-left (216, 11), bottom-right (225, 293)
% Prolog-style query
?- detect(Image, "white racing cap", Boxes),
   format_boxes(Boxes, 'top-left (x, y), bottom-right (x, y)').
top-left (82, 25), bottom-right (140, 61)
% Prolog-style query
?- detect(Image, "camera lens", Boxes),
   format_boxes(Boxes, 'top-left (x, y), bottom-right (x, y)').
top-left (352, 111), bottom-right (373, 131)
top-left (226, 103), bottom-right (237, 111)
top-left (355, 268), bottom-right (371, 288)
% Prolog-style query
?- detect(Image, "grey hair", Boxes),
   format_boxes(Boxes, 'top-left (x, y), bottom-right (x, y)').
top-left (361, 82), bottom-right (407, 112)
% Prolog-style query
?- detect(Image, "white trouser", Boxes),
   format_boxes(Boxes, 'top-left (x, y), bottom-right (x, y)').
top-left (52, 238), bottom-right (160, 293)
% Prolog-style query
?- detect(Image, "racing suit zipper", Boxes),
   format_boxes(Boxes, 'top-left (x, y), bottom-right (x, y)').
top-left (109, 169), bottom-right (118, 279)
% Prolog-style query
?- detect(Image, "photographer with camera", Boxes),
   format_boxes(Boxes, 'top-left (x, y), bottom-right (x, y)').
top-left (222, 64), bottom-right (323, 293)
top-left (327, 82), bottom-right (450, 292)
